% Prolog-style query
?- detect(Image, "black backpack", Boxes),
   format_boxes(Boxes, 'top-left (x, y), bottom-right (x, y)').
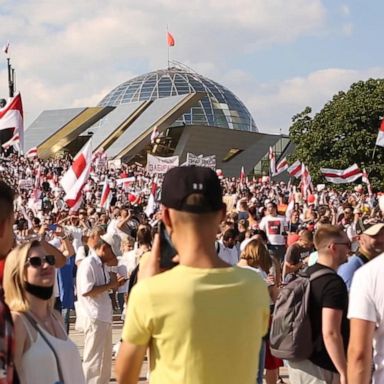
top-left (269, 269), bottom-right (335, 361)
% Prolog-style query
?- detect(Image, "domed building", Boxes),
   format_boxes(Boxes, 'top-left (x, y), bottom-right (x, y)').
top-left (98, 66), bottom-right (258, 132)
top-left (24, 65), bottom-right (288, 177)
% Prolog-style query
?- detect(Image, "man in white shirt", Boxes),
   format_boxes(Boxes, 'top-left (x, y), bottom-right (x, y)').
top-left (348, 247), bottom-right (384, 384)
top-left (259, 201), bottom-right (287, 262)
top-left (76, 233), bottom-right (125, 384)
top-left (218, 228), bottom-right (239, 265)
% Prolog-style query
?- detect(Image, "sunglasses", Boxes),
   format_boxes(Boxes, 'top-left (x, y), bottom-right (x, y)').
top-left (26, 255), bottom-right (56, 268)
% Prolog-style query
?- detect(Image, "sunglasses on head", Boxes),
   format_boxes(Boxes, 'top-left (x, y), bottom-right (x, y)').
top-left (26, 255), bottom-right (56, 268)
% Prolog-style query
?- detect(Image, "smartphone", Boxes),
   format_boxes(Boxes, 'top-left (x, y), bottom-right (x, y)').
top-left (48, 224), bottom-right (57, 231)
top-left (158, 221), bottom-right (178, 269)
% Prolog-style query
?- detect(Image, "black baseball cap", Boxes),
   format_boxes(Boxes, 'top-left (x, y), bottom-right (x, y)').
top-left (160, 166), bottom-right (224, 213)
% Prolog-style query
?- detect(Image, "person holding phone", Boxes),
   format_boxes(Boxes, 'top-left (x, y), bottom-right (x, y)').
top-left (116, 166), bottom-right (269, 384)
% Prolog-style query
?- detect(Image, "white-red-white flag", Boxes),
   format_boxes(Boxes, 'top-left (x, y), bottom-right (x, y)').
top-left (269, 147), bottom-right (276, 176)
top-left (150, 126), bottom-right (160, 144)
top-left (274, 157), bottom-right (288, 176)
top-left (320, 163), bottom-right (362, 184)
top-left (25, 147), bottom-right (38, 158)
top-left (240, 166), bottom-right (246, 184)
top-left (1, 132), bottom-right (20, 151)
top-left (301, 164), bottom-right (313, 200)
top-left (287, 160), bottom-right (302, 178)
top-left (376, 119), bottom-right (384, 147)
top-left (145, 176), bottom-right (159, 217)
top-left (362, 168), bottom-right (372, 196)
top-left (100, 178), bottom-right (112, 210)
top-left (0, 93), bottom-right (23, 150)
top-left (61, 140), bottom-right (92, 208)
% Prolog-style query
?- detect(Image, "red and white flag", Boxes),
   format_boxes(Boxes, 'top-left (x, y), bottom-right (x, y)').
top-left (0, 93), bottom-right (24, 150)
top-left (1, 132), bottom-right (20, 150)
top-left (320, 163), bottom-right (362, 184)
top-left (145, 177), bottom-right (159, 217)
top-left (60, 140), bottom-right (92, 208)
top-left (150, 126), bottom-right (160, 144)
top-left (100, 179), bottom-right (112, 210)
top-left (376, 119), bottom-right (384, 147)
top-left (287, 160), bottom-right (302, 178)
top-left (269, 147), bottom-right (276, 175)
top-left (167, 32), bottom-right (175, 47)
top-left (274, 157), bottom-right (288, 176)
top-left (362, 168), bottom-right (372, 196)
top-left (25, 147), bottom-right (38, 158)
top-left (301, 164), bottom-right (313, 199)
top-left (240, 166), bottom-right (246, 184)
top-left (2, 41), bottom-right (9, 55)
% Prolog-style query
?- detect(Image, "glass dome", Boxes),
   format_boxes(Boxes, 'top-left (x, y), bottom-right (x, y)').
top-left (98, 66), bottom-right (258, 132)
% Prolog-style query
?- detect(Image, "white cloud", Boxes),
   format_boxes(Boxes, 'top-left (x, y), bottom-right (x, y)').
top-left (340, 4), bottom-right (350, 16)
top-left (235, 67), bottom-right (384, 134)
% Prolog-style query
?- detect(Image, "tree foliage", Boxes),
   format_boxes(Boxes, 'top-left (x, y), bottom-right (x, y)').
top-left (289, 78), bottom-right (384, 190)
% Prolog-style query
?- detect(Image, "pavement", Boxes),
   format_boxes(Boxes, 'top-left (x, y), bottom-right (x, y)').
top-left (69, 317), bottom-right (290, 383)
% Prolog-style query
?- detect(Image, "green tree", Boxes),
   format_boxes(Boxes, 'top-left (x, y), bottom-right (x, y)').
top-left (289, 78), bottom-right (384, 190)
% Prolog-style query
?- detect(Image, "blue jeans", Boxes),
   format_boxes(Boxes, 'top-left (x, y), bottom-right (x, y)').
top-left (257, 340), bottom-right (266, 384)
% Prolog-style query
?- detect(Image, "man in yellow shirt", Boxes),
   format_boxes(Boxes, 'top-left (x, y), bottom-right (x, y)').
top-left (116, 166), bottom-right (269, 384)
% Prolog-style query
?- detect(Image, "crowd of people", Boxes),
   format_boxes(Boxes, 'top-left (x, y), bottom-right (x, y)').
top-left (0, 151), bottom-right (383, 383)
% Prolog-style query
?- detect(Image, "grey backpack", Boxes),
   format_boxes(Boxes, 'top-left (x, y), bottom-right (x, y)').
top-left (269, 269), bottom-right (335, 361)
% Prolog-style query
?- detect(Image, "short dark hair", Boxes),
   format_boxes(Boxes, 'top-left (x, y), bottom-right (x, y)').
top-left (0, 181), bottom-right (14, 222)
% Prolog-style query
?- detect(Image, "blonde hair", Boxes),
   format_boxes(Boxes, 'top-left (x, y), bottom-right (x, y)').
top-left (3, 240), bottom-right (54, 312)
top-left (241, 238), bottom-right (272, 273)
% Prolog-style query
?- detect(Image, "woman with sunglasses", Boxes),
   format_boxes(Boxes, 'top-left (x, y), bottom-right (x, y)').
top-left (3, 240), bottom-right (85, 384)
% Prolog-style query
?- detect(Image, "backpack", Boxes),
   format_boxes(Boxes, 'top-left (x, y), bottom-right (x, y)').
top-left (269, 269), bottom-right (335, 361)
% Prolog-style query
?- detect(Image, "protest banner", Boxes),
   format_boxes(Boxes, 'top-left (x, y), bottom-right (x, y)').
top-left (186, 153), bottom-right (216, 169)
top-left (147, 154), bottom-right (179, 174)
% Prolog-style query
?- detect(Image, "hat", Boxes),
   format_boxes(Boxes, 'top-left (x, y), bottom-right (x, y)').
top-left (363, 222), bottom-right (384, 236)
top-left (100, 233), bottom-right (121, 256)
top-left (160, 166), bottom-right (224, 213)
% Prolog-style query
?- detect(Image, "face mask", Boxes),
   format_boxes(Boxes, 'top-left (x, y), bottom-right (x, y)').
top-left (24, 282), bottom-right (53, 300)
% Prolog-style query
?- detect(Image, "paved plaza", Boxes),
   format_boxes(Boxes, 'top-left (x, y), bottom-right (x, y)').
top-left (69, 318), bottom-right (290, 384)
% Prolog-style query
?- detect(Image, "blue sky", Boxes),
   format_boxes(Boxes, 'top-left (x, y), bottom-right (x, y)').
top-left (0, 0), bottom-right (383, 134)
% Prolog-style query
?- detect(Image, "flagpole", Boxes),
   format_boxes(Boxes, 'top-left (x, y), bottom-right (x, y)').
top-left (372, 145), bottom-right (377, 160)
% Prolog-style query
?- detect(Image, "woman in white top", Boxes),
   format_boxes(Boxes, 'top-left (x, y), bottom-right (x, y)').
top-left (4, 240), bottom-right (85, 384)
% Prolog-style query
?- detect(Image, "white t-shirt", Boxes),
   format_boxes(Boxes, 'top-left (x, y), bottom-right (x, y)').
top-left (348, 253), bottom-right (384, 384)
top-left (218, 241), bottom-right (239, 266)
top-left (117, 250), bottom-right (138, 293)
top-left (259, 215), bottom-right (287, 245)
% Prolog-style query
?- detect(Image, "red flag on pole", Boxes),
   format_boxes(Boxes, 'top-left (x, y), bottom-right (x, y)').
top-left (376, 119), bottom-right (384, 147)
top-left (167, 32), bottom-right (175, 47)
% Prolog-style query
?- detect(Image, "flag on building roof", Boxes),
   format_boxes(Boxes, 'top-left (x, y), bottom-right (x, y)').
top-left (167, 32), bottom-right (175, 47)
top-left (320, 163), bottom-right (362, 184)
top-left (61, 139), bottom-right (92, 208)
top-left (287, 160), bottom-right (302, 178)
top-left (269, 147), bottom-right (276, 176)
top-left (376, 119), bottom-right (384, 147)
top-left (274, 157), bottom-right (288, 176)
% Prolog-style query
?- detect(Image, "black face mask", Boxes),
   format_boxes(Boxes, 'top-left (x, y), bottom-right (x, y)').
top-left (24, 282), bottom-right (53, 300)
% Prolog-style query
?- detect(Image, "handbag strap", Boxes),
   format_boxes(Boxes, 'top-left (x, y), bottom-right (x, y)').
top-left (24, 312), bottom-right (65, 383)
